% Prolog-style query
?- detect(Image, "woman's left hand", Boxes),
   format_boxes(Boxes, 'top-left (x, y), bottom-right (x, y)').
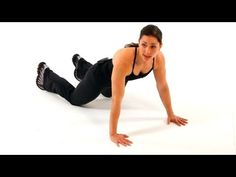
top-left (167, 115), bottom-right (188, 126)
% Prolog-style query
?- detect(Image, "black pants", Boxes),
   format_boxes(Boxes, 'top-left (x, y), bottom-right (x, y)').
top-left (73, 59), bottom-right (112, 98)
top-left (43, 60), bottom-right (112, 106)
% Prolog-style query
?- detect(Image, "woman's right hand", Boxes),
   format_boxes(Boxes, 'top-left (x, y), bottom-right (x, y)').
top-left (110, 133), bottom-right (133, 147)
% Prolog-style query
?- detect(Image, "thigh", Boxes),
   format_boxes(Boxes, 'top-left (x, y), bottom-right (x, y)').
top-left (70, 67), bottom-right (102, 106)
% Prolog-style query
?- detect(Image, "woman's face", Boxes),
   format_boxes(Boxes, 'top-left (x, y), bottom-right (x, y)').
top-left (139, 35), bottom-right (161, 62)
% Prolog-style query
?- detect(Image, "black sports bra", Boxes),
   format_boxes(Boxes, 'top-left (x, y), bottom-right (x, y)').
top-left (125, 47), bottom-right (154, 81)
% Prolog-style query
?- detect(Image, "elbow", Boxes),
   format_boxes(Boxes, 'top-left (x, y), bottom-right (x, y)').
top-left (112, 95), bottom-right (123, 105)
top-left (111, 89), bottom-right (125, 103)
top-left (157, 82), bottom-right (168, 93)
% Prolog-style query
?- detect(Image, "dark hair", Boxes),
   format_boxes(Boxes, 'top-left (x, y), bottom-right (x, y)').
top-left (124, 24), bottom-right (162, 48)
top-left (139, 24), bottom-right (162, 45)
top-left (124, 42), bottom-right (139, 48)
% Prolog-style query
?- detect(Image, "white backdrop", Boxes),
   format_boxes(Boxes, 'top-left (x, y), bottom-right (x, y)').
top-left (0, 22), bottom-right (235, 154)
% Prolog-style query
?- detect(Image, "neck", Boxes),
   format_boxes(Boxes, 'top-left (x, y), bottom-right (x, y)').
top-left (136, 48), bottom-right (145, 65)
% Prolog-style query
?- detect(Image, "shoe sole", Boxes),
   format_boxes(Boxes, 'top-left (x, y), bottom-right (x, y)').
top-left (37, 62), bottom-right (46, 75)
top-left (74, 68), bottom-right (81, 82)
top-left (72, 54), bottom-right (83, 81)
top-left (36, 62), bottom-right (47, 90)
top-left (72, 54), bottom-right (79, 67)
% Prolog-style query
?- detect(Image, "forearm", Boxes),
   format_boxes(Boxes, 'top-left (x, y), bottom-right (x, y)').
top-left (109, 101), bottom-right (121, 136)
top-left (157, 84), bottom-right (174, 116)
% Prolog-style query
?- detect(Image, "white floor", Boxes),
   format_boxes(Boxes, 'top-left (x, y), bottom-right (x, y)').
top-left (0, 22), bottom-right (235, 154)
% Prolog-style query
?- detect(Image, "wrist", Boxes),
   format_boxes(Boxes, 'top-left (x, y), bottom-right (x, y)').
top-left (110, 132), bottom-right (117, 137)
top-left (167, 111), bottom-right (174, 117)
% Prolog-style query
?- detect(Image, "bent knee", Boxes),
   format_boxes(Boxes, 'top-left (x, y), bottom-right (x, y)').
top-left (69, 100), bottom-right (84, 106)
top-left (101, 87), bottom-right (112, 98)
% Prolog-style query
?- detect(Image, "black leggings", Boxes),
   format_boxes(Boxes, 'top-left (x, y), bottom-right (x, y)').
top-left (73, 59), bottom-right (112, 98)
top-left (43, 62), bottom-right (111, 106)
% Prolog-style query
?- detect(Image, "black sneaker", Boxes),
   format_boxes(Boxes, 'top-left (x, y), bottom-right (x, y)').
top-left (36, 62), bottom-right (49, 90)
top-left (72, 54), bottom-right (81, 67)
top-left (72, 54), bottom-right (82, 81)
top-left (72, 54), bottom-right (93, 81)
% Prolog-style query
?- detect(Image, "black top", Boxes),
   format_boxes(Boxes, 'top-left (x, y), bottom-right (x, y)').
top-left (95, 47), bottom-right (154, 88)
top-left (125, 47), bottom-right (154, 81)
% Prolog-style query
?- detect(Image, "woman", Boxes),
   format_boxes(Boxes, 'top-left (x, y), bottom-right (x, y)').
top-left (36, 24), bottom-right (188, 147)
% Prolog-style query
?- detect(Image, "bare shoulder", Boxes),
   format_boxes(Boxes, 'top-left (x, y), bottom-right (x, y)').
top-left (154, 51), bottom-right (165, 70)
top-left (113, 48), bottom-right (134, 64)
top-left (112, 47), bottom-right (134, 74)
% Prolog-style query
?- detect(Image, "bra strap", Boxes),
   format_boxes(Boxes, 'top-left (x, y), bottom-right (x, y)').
top-left (132, 47), bottom-right (137, 71)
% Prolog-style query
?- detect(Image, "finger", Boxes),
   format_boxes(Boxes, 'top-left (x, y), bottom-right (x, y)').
top-left (180, 119), bottom-right (188, 125)
top-left (120, 140), bottom-right (128, 147)
top-left (123, 139), bottom-right (133, 146)
top-left (121, 138), bottom-right (132, 146)
top-left (121, 143), bottom-right (127, 147)
top-left (123, 141), bottom-right (131, 146)
top-left (120, 139), bottom-right (129, 146)
top-left (177, 118), bottom-right (185, 125)
top-left (181, 118), bottom-right (188, 122)
top-left (121, 136), bottom-right (133, 143)
top-left (179, 118), bottom-right (188, 124)
top-left (178, 117), bottom-right (188, 122)
top-left (126, 139), bottom-right (133, 144)
top-left (178, 119), bottom-right (185, 126)
top-left (121, 134), bottom-right (129, 138)
top-left (181, 120), bottom-right (188, 125)
top-left (175, 119), bottom-right (181, 126)
top-left (176, 122), bottom-right (181, 126)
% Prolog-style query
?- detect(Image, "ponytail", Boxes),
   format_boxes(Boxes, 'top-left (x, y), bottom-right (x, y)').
top-left (124, 42), bottom-right (139, 48)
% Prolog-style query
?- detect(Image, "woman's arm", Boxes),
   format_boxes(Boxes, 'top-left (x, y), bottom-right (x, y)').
top-left (109, 50), bottom-right (133, 147)
top-left (153, 52), bottom-right (188, 126)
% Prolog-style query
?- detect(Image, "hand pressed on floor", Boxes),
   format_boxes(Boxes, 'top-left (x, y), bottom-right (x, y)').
top-left (110, 133), bottom-right (133, 147)
top-left (167, 115), bottom-right (188, 126)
